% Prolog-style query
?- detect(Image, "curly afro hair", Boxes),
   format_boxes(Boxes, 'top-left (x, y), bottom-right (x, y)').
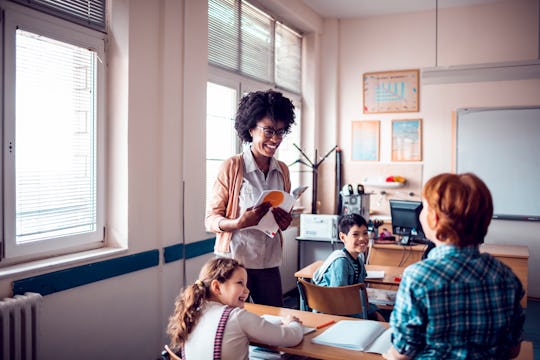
top-left (234, 89), bottom-right (296, 143)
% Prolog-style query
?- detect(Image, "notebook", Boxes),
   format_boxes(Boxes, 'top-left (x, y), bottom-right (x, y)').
top-left (261, 314), bottom-right (316, 335)
top-left (311, 320), bottom-right (392, 354)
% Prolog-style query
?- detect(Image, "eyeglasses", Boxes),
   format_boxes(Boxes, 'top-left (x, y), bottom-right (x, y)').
top-left (256, 126), bottom-right (289, 138)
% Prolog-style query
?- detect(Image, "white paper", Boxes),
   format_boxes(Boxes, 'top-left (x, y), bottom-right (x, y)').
top-left (311, 320), bottom-right (392, 354)
top-left (366, 270), bottom-right (385, 279)
top-left (244, 186), bottom-right (307, 238)
top-left (261, 314), bottom-right (316, 335)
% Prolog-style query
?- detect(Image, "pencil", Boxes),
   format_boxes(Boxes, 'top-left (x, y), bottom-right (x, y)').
top-left (316, 320), bottom-right (335, 329)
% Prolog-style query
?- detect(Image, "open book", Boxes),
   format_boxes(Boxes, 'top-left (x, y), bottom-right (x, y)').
top-left (311, 320), bottom-right (392, 354)
top-left (245, 186), bottom-right (308, 238)
top-left (261, 314), bottom-right (316, 335)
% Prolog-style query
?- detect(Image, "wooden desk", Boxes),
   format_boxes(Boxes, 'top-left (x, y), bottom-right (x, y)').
top-left (369, 243), bottom-right (529, 307)
top-left (245, 302), bottom-right (387, 359)
top-left (244, 303), bottom-right (534, 360)
top-left (294, 261), bottom-right (403, 287)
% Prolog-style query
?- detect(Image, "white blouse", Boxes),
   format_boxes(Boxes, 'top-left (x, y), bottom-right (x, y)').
top-left (230, 146), bottom-right (285, 269)
top-left (184, 301), bottom-right (303, 360)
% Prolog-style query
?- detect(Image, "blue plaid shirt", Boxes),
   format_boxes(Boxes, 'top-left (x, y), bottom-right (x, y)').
top-left (390, 244), bottom-right (524, 359)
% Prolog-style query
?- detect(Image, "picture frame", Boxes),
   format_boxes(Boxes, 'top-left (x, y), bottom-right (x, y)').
top-left (363, 69), bottom-right (419, 114)
top-left (351, 120), bottom-right (380, 161)
top-left (392, 119), bottom-right (422, 162)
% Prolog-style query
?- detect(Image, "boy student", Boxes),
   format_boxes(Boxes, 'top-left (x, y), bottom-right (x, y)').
top-left (384, 173), bottom-right (525, 360)
top-left (312, 213), bottom-right (385, 321)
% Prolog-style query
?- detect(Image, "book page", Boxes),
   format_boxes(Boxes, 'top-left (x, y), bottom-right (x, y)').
top-left (365, 327), bottom-right (392, 354)
top-left (261, 314), bottom-right (316, 335)
top-left (311, 320), bottom-right (388, 352)
top-left (244, 186), bottom-right (307, 238)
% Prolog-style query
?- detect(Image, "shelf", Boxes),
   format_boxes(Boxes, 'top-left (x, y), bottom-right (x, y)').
top-left (363, 181), bottom-right (406, 189)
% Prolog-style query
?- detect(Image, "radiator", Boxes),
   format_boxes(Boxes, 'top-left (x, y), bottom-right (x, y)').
top-left (0, 292), bottom-right (42, 360)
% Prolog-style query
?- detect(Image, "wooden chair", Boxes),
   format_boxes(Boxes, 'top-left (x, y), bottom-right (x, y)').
top-left (297, 278), bottom-right (369, 319)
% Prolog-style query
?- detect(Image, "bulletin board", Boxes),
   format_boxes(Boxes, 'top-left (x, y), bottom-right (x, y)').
top-left (456, 107), bottom-right (540, 221)
top-left (363, 69), bottom-right (419, 114)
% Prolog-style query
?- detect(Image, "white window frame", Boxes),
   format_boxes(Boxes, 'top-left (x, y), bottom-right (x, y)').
top-left (0, 1), bottom-right (106, 263)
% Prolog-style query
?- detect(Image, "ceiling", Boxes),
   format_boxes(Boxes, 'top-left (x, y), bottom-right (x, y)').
top-left (301, 0), bottom-right (504, 19)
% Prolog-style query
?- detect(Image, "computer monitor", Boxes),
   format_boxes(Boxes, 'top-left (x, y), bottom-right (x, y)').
top-left (389, 199), bottom-right (427, 245)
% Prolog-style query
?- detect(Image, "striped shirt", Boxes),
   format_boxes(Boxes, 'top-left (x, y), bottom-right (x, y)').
top-left (390, 244), bottom-right (525, 359)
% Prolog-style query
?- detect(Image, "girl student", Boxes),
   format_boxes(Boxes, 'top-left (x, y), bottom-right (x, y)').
top-left (167, 257), bottom-right (303, 359)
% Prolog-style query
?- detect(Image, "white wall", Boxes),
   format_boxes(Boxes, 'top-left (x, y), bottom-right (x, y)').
top-left (314, 0), bottom-right (540, 297)
top-left (0, 0), bottom-right (207, 359)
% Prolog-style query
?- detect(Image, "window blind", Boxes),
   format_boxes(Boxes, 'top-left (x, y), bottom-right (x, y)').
top-left (208, 0), bottom-right (302, 93)
top-left (275, 22), bottom-right (302, 93)
top-left (10, 0), bottom-right (106, 32)
top-left (15, 29), bottom-right (97, 243)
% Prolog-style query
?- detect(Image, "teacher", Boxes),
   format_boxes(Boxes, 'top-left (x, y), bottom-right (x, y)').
top-left (205, 89), bottom-right (296, 307)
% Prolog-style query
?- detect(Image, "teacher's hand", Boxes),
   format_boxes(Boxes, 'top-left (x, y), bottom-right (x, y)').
top-left (237, 202), bottom-right (272, 229)
top-left (272, 206), bottom-right (292, 231)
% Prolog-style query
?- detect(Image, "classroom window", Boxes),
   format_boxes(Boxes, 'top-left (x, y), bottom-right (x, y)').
top-left (207, 0), bottom-right (303, 205)
top-left (208, 0), bottom-right (302, 93)
top-left (0, 1), bottom-right (106, 263)
top-left (206, 78), bottom-right (302, 203)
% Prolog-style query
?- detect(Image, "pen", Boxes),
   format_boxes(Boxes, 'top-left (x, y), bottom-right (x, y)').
top-left (316, 320), bottom-right (335, 329)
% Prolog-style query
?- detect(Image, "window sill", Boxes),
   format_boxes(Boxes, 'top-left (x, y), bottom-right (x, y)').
top-left (0, 247), bottom-right (128, 280)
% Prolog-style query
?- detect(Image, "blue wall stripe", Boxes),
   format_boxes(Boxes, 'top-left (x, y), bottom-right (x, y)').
top-left (185, 238), bottom-right (215, 259)
top-left (163, 237), bottom-right (215, 263)
top-left (12, 237), bottom-right (216, 297)
top-left (164, 243), bottom-right (184, 263)
top-left (12, 250), bottom-right (159, 296)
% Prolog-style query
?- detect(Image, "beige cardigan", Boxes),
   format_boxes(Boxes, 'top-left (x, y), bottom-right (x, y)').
top-left (205, 153), bottom-right (291, 253)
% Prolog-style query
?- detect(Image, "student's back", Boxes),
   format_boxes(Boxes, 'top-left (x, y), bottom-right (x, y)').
top-left (394, 245), bottom-right (524, 359)
top-left (384, 173), bottom-right (524, 360)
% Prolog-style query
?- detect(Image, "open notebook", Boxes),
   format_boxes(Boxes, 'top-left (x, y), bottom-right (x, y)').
top-left (261, 314), bottom-right (316, 335)
top-left (311, 319), bottom-right (392, 354)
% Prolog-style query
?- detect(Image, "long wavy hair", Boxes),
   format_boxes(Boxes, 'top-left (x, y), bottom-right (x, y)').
top-left (422, 172), bottom-right (493, 247)
top-left (166, 257), bottom-right (245, 351)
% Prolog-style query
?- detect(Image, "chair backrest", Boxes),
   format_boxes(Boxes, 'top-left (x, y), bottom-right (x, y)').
top-left (297, 278), bottom-right (368, 318)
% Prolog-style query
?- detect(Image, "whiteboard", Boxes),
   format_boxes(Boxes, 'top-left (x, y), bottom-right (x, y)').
top-left (456, 107), bottom-right (540, 221)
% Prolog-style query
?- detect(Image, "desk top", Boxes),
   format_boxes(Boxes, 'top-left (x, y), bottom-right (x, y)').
top-left (245, 303), bottom-right (387, 359)
top-left (371, 242), bottom-right (529, 259)
top-left (244, 303), bottom-right (534, 360)
top-left (294, 261), bottom-right (403, 286)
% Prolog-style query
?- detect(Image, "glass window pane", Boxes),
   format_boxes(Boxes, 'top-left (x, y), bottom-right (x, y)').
top-left (206, 82), bottom-right (238, 201)
top-left (15, 29), bottom-right (97, 244)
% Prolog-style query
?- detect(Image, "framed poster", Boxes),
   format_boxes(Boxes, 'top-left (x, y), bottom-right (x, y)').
top-left (363, 69), bottom-right (419, 114)
top-left (351, 121), bottom-right (380, 161)
top-left (392, 119), bottom-right (422, 161)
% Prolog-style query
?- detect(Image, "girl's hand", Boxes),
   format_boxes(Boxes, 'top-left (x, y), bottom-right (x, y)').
top-left (271, 207), bottom-right (292, 231)
top-left (282, 315), bottom-right (302, 325)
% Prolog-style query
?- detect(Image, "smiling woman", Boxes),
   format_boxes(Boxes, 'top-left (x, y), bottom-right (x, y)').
top-left (205, 89), bottom-right (297, 307)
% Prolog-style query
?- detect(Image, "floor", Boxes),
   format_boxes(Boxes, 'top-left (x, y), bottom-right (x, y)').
top-left (283, 289), bottom-right (540, 359)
